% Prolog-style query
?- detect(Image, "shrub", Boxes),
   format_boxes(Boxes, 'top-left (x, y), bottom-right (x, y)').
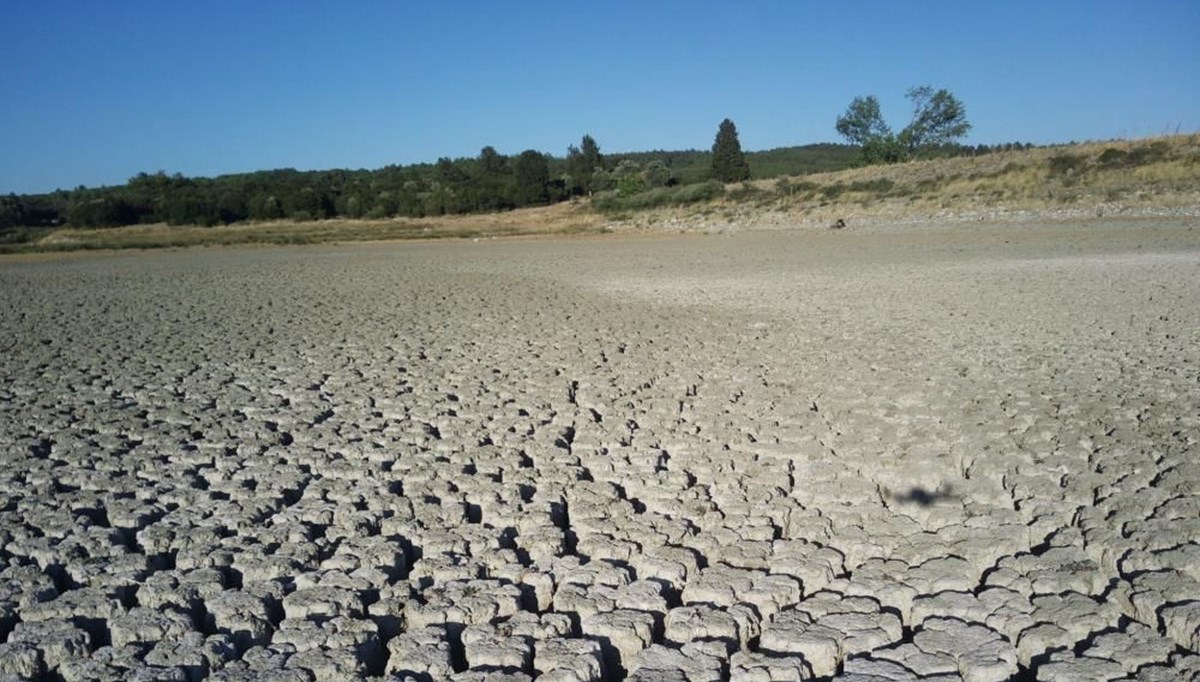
top-left (847, 178), bottom-right (896, 194)
top-left (1094, 143), bottom-right (1170, 170)
top-left (1097, 148), bottom-right (1129, 169)
top-left (821, 184), bottom-right (846, 199)
top-left (915, 176), bottom-right (944, 193)
top-left (727, 181), bottom-right (768, 202)
top-left (592, 180), bottom-right (724, 213)
top-left (0, 227), bottom-right (39, 244)
top-left (1126, 141), bottom-right (1170, 167)
top-left (1048, 154), bottom-right (1086, 177)
top-left (675, 180), bottom-right (724, 203)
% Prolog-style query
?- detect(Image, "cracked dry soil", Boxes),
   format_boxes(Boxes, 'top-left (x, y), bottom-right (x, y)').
top-left (0, 219), bottom-right (1198, 681)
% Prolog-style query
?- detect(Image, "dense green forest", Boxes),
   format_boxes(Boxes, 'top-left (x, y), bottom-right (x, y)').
top-left (0, 138), bottom-right (1032, 230)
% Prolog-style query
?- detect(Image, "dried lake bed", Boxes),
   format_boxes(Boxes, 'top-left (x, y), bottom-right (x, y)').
top-left (1, 219), bottom-right (1198, 681)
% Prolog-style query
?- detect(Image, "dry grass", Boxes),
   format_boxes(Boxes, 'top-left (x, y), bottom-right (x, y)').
top-left (610, 134), bottom-right (1200, 230)
top-left (741, 134), bottom-right (1200, 222)
top-left (4, 201), bottom-right (606, 254)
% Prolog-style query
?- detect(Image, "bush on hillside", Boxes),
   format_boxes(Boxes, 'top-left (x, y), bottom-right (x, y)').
top-left (592, 180), bottom-right (724, 213)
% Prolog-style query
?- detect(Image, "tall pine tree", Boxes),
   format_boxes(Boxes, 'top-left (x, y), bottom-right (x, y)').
top-left (513, 150), bottom-right (551, 206)
top-left (711, 118), bottom-right (750, 182)
top-left (566, 134), bottom-right (604, 196)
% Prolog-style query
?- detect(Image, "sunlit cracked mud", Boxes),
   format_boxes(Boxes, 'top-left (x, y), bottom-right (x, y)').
top-left (1, 219), bottom-right (1198, 681)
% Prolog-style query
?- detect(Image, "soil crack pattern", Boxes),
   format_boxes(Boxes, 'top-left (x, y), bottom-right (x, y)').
top-left (0, 221), bottom-right (1197, 681)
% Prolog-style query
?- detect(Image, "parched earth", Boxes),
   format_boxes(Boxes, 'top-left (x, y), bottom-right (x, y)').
top-left (0, 219), bottom-right (1198, 681)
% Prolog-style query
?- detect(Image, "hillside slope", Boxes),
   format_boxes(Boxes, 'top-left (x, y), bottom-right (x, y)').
top-left (607, 134), bottom-right (1200, 232)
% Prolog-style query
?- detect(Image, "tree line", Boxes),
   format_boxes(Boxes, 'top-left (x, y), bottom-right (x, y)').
top-left (0, 132), bottom-right (850, 229)
top-left (3, 144), bottom-right (591, 230)
top-left (2, 95), bottom-right (1030, 230)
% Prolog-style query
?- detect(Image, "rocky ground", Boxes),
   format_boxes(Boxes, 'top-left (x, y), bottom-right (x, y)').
top-left (0, 217), bottom-right (1197, 681)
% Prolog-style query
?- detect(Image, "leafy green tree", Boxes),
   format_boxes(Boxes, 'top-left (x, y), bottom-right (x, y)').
top-left (711, 118), bottom-right (750, 182)
top-left (836, 95), bottom-right (904, 163)
top-left (251, 195), bottom-right (284, 221)
top-left (861, 135), bottom-right (906, 164)
top-left (431, 157), bottom-right (472, 213)
top-left (0, 195), bottom-right (25, 229)
top-left (1, 194), bottom-right (62, 227)
top-left (367, 191), bottom-right (397, 219)
top-left (436, 157), bottom-right (468, 185)
top-left (642, 160), bottom-right (672, 188)
top-left (67, 196), bottom-right (141, 227)
top-left (898, 86), bottom-right (971, 155)
top-left (836, 86), bottom-right (970, 164)
top-left (217, 191), bottom-right (248, 224)
top-left (835, 96), bottom-right (891, 147)
top-left (287, 187), bottom-right (325, 221)
top-left (566, 134), bottom-right (604, 195)
top-left (513, 150), bottom-right (551, 206)
top-left (546, 177), bottom-right (569, 204)
top-left (474, 146), bottom-right (514, 212)
top-left (422, 184), bottom-right (456, 215)
top-left (612, 160), bottom-right (647, 196)
top-left (396, 181), bottom-right (424, 217)
top-left (163, 183), bottom-right (219, 226)
top-left (477, 146), bottom-right (507, 176)
top-left (590, 167), bottom-right (615, 193)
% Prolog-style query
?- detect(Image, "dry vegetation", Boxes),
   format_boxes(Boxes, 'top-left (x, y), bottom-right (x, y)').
top-left (792, 134), bottom-right (1199, 211)
top-left (12, 202), bottom-right (606, 253)
top-left (5, 135), bottom-right (1198, 254)
top-left (618, 134), bottom-right (1200, 229)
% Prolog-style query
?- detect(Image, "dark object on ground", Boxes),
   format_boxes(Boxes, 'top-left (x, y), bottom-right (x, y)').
top-left (830, 218), bottom-right (846, 229)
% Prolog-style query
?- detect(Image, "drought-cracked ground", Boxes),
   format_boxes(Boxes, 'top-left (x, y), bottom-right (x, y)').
top-left (1, 219), bottom-right (1198, 681)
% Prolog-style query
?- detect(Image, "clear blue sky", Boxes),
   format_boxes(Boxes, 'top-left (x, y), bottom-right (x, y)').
top-left (2, 1), bottom-right (1197, 194)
